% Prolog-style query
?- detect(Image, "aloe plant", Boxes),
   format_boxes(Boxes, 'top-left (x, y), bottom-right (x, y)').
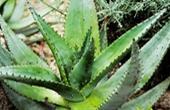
top-left (0, 0), bottom-right (170, 110)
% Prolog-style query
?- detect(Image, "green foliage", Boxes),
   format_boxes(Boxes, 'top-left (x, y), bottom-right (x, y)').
top-left (65, 0), bottom-right (100, 56)
top-left (99, 40), bottom-right (141, 110)
top-left (0, 0), bottom-right (169, 110)
top-left (121, 77), bottom-right (170, 110)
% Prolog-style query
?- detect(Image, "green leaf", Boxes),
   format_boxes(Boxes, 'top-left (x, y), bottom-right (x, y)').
top-left (135, 20), bottom-right (170, 91)
top-left (29, 5), bottom-right (75, 83)
top-left (2, 0), bottom-right (16, 20)
top-left (0, 42), bottom-right (59, 109)
top-left (81, 9), bottom-right (166, 96)
top-left (3, 84), bottom-right (54, 110)
top-left (0, 43), bottom-right (14, 66)
top-left (69, 29), bottom-right (94, 89)
top-left (4, 80), bottom-right (67, 106)
top-left (9, 0), bottom-right (26, 22)
top-left (120, 77), bottom-right (170, 110)
top-left (0, 15), bottom-right (48, 67)
top-left (0, 57), bottom-right (67, 107)
top-left (70, 68), bottom-right (126, 110)
top-left (0, 65), bottom-right (84, 101)
top-left (73, 17), bottom-right (170, 110)
top-left (78, 28), bottom-right (92, 59)
top-left (64, 0), bottom-right (100, 56)
top-left (0, 15), bottom-right (65, 108)
top-left (99, 40), bottom-right (141, 110)
top-left (0, 10), bottom-right (69, 108)
top-left (91, 9), bottom-right (166, 79)
top-left (0, 65), bottom-right (59, 81)
top-left (94, 19), bottom-right (170, 108)
top-left (99, 22), bottom-right (108, 51)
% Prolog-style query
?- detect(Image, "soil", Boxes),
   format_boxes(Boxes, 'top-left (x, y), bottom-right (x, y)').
top-left (153, 91), bottom-right (170, 110)
top-left (0, 84), bottom-right (14, 110)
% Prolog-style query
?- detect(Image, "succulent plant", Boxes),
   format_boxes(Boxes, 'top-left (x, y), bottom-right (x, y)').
top-left (0, 0), bottom-right (170, 110)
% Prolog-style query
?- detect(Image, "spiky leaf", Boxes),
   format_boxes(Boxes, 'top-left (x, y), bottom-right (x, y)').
top-left (4, 80), bottom-right (67, 106)
top-left (99, 40), bottom-right (141, 110)
top-left (29, 5), bottom-right (75, 83)
top-left (69, 30), bottom-right (94, 89)
top-left (135, 20), bottom-right (170, 91)
top-left (0, 65), bottom-right (59, 81)
top-left (93, 20), bottom-right (170, 109)
top-left (120, 77), bottom-right (170, 110)
top-left (81, 9), bottom-right (166, 96)
top-left (0, 15), bottom-right (48, 67)
top-left (0, 65), bottom-right (84, 101)
top-left (71, 18), bottom-right (170, 110)
top-left (0, 14), bottom-right (69, 107)
top-left (0, 41), bottom-right (56, 109)
top-left (78, 28), bottom-right (92, 58)
top-left (3, 84), bottom-right (53, 110)
top-left (91, 9), bottom-right (166, 79)
top-left (65, 0), bottom-right (100, 56)
top-left (0, 43), bottom-right (14, 66)
top-left (99, 22), bottom-right (108, 51)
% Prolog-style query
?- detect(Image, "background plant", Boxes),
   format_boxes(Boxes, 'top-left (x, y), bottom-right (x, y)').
top-left (95, 0), bottom-right (170, 46)
top-left (95, 0), bottom-right (170, 27)
top-left (0, 0), bottom-right (64, 36)
top-left (0, 0), bottom-right (169, 110)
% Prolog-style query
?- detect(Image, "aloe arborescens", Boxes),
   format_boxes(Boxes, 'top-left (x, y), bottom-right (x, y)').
top-left (0, 0), bottom-right (170, 110)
